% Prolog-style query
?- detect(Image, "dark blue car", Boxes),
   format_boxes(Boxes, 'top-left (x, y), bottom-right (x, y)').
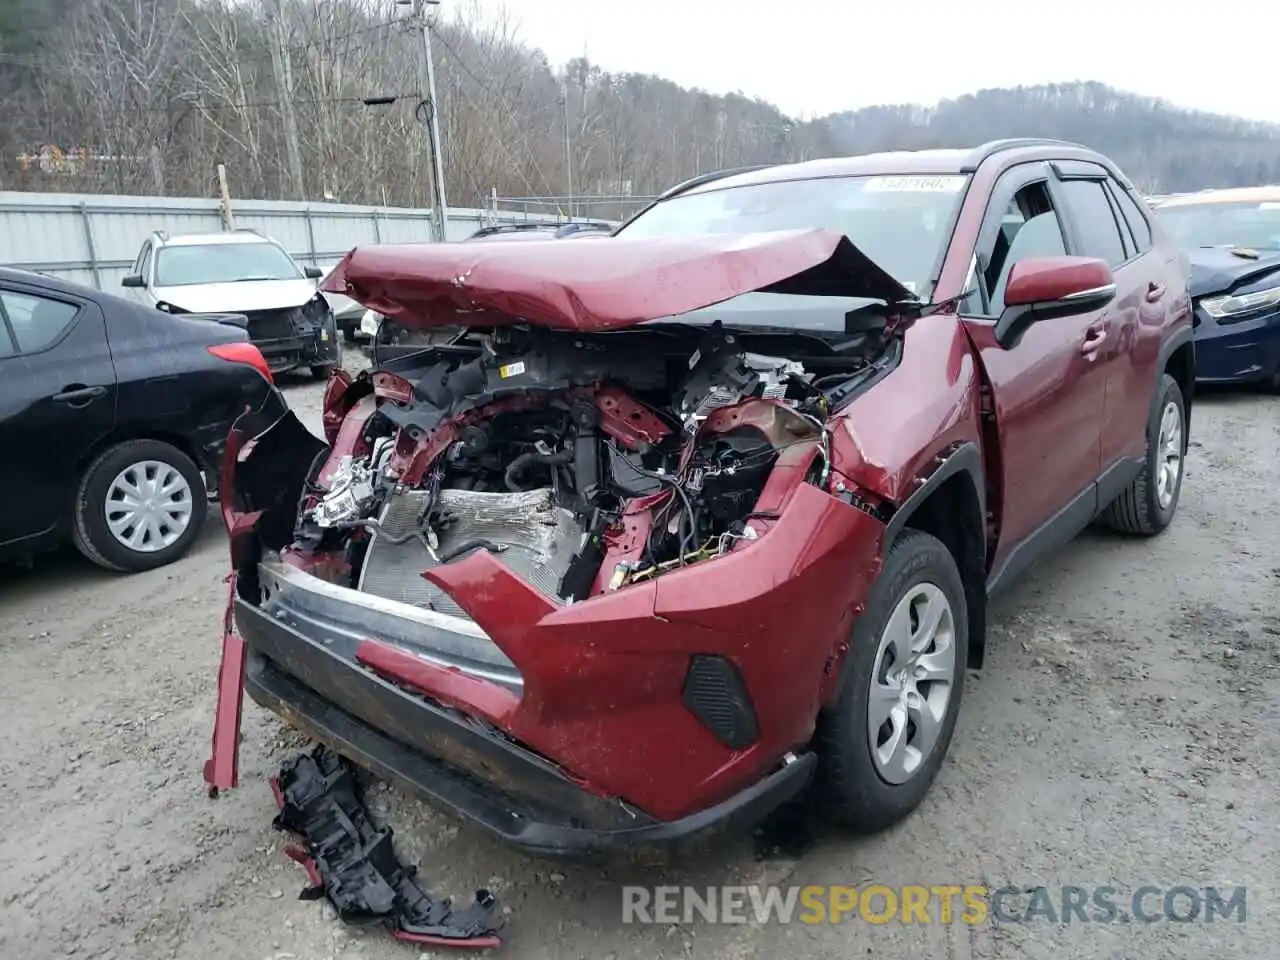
top-left (1154, 188), bottom-right (1280, 391)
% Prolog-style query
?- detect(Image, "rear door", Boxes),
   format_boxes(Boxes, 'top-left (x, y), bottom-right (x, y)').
top-left (958, 161), bottom-right (1108, 571)
top-left (1049, 162), bottom-right (1161, 478)
top-left (0, 281), bottom-right (118, 545)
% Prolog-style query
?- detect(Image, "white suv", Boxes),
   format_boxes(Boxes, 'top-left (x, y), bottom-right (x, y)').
top-left (121, 230), bottom-right (341, 379)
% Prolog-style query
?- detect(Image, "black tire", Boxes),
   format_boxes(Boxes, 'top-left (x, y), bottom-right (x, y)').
top-left (815, 528), bottom-right (968, 834)
top-left (311, 363), bottom-right (335, 381)
top-left (342, 326), bottom-right (357, 345)
top-left (1101, 372), bottom-right (1185, 535)
top-left (71, 439), bottom-right (208, 573)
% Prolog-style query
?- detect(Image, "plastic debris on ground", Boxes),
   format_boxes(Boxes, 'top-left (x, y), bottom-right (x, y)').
top-left (269, 744), bottom-right (504, 949)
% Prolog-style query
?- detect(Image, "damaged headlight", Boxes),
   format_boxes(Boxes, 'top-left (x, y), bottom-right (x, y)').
top-left (1200, 284), bottom-right (1280, 323)
top-left (301, 293), bottom-right (335, 341)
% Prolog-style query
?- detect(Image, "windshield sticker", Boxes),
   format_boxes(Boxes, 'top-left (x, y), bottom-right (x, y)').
top-left (863, 175), bottom-right (966, 193)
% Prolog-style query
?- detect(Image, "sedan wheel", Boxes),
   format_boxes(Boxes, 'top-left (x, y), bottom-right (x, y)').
top-left (73, 439), bottom-right (208, 572)
top-left (105, 460), bottom-right (195, 553)
top-left (816, 528), bottom-right (968, 833)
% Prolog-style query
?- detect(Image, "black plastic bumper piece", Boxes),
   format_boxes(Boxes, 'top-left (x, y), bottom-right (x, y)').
top-left (272, 745), bottom-right (503, 948)
top-left (239, 599), bottom-right (819, 857)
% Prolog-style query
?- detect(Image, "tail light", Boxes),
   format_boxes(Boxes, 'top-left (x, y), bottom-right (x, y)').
top-left (208, 342), bottom-right (274, 384)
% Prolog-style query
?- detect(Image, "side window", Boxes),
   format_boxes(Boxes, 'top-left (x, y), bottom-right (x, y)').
top-left (0, 298), bottom-right (16, 359)
top-left (1108, 181), bottom-right (1153, 253)
top-left (0, 290), bottom-right (81, 355)
top-left (1058, 179), bottom-right (1128, 266)
top-left (978, 181), bottom-right (1069, 316)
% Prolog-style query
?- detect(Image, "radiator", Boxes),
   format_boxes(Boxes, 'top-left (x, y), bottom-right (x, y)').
top-left (356, 487), bottom-right (581, 619)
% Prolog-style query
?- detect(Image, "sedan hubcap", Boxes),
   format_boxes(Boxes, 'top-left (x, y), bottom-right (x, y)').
top-left (1155, 400), bottom-right (1182, 510)
top-left (105, 460), bottom-right (194, 553)
top-left (868, 582), bottom-right (956, 785)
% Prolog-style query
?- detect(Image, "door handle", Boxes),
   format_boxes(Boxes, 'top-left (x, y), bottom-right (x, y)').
top-left (1080, 322), bottom-right (1109, 355)
top-left (52, 384), bottom-right (107, 406)
top-left (1145, 282), bottom-right (1166, 303)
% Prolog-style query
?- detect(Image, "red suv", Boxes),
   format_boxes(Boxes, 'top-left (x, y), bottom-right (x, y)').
top-left (207, 139), bottom-right (1193, 855)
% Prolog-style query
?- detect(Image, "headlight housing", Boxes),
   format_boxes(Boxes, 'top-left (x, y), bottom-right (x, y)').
top-left (302, 293), bottom-right (332, 324)
top-left (1199, 284), bottom-right (1280, 323)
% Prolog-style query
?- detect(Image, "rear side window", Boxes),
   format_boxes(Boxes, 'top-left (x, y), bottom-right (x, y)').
top-left (1059, 180), bottom-right (1128, 266)
top-left (1109, 183), bottom-right (1152, 253)
top-left (0, 290), bottom-right (81, 355)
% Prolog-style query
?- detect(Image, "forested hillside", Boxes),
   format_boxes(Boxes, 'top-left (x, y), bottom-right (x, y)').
top-left (1, 1), bottom-right (1276, 207)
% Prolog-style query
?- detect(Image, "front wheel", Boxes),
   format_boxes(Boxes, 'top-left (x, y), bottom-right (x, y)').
top-left (1101, 372), bottom-right (1185, 535)
top-left (815, 528), bottom-right (968, 834)
top-left (71, 439), bottom-right (208, 572)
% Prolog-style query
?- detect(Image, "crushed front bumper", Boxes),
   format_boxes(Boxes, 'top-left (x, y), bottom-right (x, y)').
top-left (238, 561), bottom-right (817, 856)
top-left (254, 331), bottom-right (340, 373)
top-left (210, 407), bottom-right (886, 856)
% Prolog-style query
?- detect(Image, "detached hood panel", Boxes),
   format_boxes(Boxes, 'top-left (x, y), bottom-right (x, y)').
top-left (1188, 248), bottom-right (1280, 298)
top-left (320, 229), bottom-right (916, 332)
top-left (153, 278), bottom-right (320, 313)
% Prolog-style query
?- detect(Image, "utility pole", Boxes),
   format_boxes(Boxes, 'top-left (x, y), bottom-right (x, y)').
top-left (269, 0), bottom-right (305, 200)
top-left (561, 80), bottom-right (573, 219)
top-left (403, 0), bottom-right (449, 241)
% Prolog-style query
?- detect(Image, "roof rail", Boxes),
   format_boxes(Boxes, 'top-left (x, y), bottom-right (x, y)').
top-left (552, 221), bottom-right (613, 237)
top-left (234, 227), bottom-right (262, 235)
top-left (468, 222), bottom-right (556, 239)
top-left (960, 138), bottom-right (1089, 173)
top-left (656, 164), bottom-right (774, 202)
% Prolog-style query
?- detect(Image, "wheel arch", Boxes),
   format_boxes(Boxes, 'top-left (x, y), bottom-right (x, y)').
top-left (883, 442), bottom-right (988, 669)
top-left (1158, 329), bottom-right (1194, 446)
top-left (71, 429), bottom-right (207, 503)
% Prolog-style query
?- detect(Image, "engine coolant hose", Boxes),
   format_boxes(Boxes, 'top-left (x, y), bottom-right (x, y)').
top-left (503, 449), bottom-right (573, 491)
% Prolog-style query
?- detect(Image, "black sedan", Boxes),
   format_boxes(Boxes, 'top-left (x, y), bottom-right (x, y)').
top-left (0, 268), bottom-right (288, 572)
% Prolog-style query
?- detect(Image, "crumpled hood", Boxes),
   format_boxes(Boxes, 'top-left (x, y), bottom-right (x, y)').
top-left (319, 229), bottom-right (916, 332)
top-left (1188, 248), bottom-right (1280, 298)
top-left (153, 278), bottom-right (320, 313)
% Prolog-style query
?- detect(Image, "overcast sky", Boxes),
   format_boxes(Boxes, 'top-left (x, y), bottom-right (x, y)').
top-left (466, 0), bottom-right (1278, 123)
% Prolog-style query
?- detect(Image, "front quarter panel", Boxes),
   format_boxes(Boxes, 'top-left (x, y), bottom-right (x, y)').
top-left (829, 314), bottom-right (984, 505)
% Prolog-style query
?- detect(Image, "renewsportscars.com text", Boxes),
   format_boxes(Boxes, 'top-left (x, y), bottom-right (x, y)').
top-left (621, 884), bottom-right (1247, 925)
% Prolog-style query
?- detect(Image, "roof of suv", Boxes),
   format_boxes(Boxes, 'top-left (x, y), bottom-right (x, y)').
top-left (152, 231), bottom-right (275, 247)
top-left (677, 138), bottom-right (1102, 198)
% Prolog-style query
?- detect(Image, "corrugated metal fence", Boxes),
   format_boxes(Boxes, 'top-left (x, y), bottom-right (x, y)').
top-left (0, 191), bottom-right (568, 291)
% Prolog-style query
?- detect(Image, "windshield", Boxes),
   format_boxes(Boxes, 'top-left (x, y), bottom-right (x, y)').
top-left (1156, 201), bottom-right (1280, 251)
top-left (154, 242), bottom-right (303, 286)
top-left (618, 174), bottom-right (967, 301)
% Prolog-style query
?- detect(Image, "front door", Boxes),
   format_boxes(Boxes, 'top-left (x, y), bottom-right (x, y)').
top-left (0, 282), bottom-right (118, 545)
top-left (957, 163), bottom-right (1109, 573)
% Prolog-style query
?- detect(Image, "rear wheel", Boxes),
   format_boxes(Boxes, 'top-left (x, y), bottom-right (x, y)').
top-left (311, 364), bottom-right (335, 380)
top-left (72, 439), bottom-right (208, 572)
top-left (815, 529), bottom-right (968, 833)
top-left (1102, 372), bottom-right (1185, 535)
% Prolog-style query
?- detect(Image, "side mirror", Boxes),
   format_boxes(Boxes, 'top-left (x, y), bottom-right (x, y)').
top-left (304, 266), bottom-right (324, 280)
top-left (995, 256), bottom-right (1115, 348)
top-left (121, 274), bottom-right (146, 288)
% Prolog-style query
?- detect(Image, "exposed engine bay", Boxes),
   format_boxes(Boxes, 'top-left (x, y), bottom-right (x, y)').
top-left (290, 321), bottom-right (890, 616)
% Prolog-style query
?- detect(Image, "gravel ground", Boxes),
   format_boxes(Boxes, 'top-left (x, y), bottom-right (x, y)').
top-left (1, 349), bottom-right (1277, 960)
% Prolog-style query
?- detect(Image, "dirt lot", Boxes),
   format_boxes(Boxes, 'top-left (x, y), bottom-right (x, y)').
top-left (1, 350), bottom-right (1277, 960)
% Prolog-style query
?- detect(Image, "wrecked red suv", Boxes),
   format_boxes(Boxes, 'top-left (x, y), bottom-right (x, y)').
top-left (207, 139), bottom-right (1194, 856)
